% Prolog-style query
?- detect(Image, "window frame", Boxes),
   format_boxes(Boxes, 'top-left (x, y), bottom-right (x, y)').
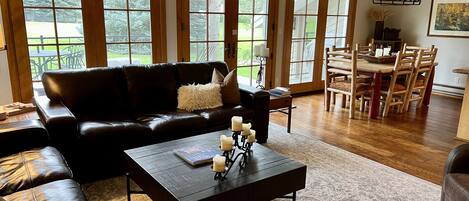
top-left (176, 0), bottom-right (278, 88)
top-left (2, 0), bottom-right (167, 102)
top-left (281, 0), bottom-right (357, 93)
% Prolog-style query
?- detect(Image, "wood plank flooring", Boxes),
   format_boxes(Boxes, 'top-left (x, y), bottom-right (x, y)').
top-left (270, 93), bottom-right (464, 185)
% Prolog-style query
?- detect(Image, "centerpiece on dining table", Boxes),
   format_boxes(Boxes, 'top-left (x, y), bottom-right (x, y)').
top-left (212, 116), bottom-right (256, 181)
top-left (362, 46), bottom-right (397, 64)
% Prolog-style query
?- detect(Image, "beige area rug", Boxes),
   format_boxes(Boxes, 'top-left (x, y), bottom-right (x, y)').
top-left (82, 123), bottom-right (441, 201)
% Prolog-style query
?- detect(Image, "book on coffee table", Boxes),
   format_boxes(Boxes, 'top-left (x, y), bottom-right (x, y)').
top-left (174, 146), bottom-right (220, 166)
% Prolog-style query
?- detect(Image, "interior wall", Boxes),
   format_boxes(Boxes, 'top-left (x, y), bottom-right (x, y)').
top-left (0, 3), bottom-right (13, 105)
top-left (366, 2), bottom-right (467, 95)
top-left (353, 0), bottom-right (374, 45)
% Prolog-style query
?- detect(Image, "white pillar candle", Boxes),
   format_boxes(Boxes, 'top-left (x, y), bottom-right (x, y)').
top-left (254, 45), bottom-right (262, 57)
top-left (247, 130), bottom-right (256, 143)
top-left (261, 47), bottom-right (270, 57)
top-left (231, 116), bottom-right (243, 132)
top-left (220, 135), bottom-right (233, 151)
top-left (241, 123), bottom-right (252, 136)
top-left (212, 155), bottom-right (226, 172)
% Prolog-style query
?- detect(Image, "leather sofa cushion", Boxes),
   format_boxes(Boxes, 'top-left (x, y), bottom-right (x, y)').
top-left (42, 67), bottom-right (130, 116)
top-left (195, 105), bottom-right (254, 126)
top-left (443, 173), bottom-right (469, 201)
top-left (2, 179), bottom-right (86, 201)
top-left (138, 112), bottom-right (207, 136)
top-left (79, 121), bottom-right (152, 148)
top-left (176, 61), bottom-right (229, 85)
top-left (0, 147), bottom-right (72, 196)
top-left (123, 64), bottom-right (178, 114)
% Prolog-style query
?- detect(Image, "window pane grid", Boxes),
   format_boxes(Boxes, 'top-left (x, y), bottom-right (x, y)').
top-left (289, 0), bottom-right (318, 84)
top-left (104, 0), bottom-right (152, 66)
top-left (24, 0), bottom-right (86, 81)
top-left (237, 0), bottom-right (269, 87)
top-left (189, 0), bottom-right (225, 62)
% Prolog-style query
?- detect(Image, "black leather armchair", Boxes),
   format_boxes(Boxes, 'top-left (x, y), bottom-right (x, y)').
top-left (441, 144), bottom-right (469, 201)
top-left (0, 120), bottom-right (86, 201)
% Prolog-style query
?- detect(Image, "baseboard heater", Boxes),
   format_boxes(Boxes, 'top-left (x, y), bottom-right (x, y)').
top-left (433, 83), bottom-right (464, 98)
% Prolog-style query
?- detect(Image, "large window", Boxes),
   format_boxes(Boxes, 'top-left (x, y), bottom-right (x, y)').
top-left (4, 0), bottom-right (167, 101)
top-left (323, 0), bottom-right (350, 79)
top-left (188, 0), bottom-right (225, 62)
top-left (237, 0), bottom-right (269, 86)
top-left (23, 0), bottom-right (86, 81)
top-left (104, 0), bottom-right (152, 66)
top-left (283, 0), bottom-right (355, 93)
top-left (177, 0), bottom-right (277, 88)
top-left (325, 0), bottom-right (349, 49)
top-left (288, 0), bottom-right (319, 85)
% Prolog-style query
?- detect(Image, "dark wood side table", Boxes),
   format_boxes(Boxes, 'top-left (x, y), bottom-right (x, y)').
top-left (269, 95), bottom-right (293, 133)
top-left (124, 130), bottom-right (306, 201)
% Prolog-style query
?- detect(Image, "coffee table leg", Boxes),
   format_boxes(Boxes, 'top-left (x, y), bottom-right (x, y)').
top-left (126, 173), bottom-right (131, 201)
top-left (280, 191), bottom-right (297, 200)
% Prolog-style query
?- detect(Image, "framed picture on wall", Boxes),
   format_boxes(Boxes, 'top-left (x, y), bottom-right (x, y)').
top-left (428, 0), bottom-right (469, 38)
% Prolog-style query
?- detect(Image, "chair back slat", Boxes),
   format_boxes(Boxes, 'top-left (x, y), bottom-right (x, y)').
top-left (355, 43), bottom-right (374, 55)
top-left (393, 51), bottom-right (417, 72)
top-left (332, 44), bottom-right (352, 53)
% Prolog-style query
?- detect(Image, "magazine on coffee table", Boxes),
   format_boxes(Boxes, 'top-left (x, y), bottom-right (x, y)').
top-left (174, 146), bottom-right (220, 166)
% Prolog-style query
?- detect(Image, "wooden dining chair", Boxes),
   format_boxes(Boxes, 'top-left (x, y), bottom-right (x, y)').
top-left (356, 43), bottom-right (374, 55)
top-left (402, 43), bottom-right (435, 53)
top-left (331, 44), bottom-right (352, 107)
top-left (380, 50), bottom-right (417, 117)
top-left (403, 47), bottom-right (438, 111)
top-left (324, 49), bottom-right (371, 119)
top-left (332, 44), bottom-right (352, 53)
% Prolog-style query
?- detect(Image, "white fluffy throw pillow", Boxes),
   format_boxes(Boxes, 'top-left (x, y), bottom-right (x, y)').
top-left (177, 83), bottom-right (223, 112)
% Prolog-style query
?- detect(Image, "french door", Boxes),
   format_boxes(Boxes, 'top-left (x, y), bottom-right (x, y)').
top-left (283, 0), bottom-right (356, 93)
top-left (177, 0), bottom-right (277, 88)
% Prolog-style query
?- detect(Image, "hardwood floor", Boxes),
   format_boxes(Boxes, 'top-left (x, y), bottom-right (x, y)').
top-left (270, 93), bottom-right (464, 185)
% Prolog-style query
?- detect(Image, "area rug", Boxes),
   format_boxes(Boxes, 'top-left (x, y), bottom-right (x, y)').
top-left (82, 123), bottom-right (441, 201)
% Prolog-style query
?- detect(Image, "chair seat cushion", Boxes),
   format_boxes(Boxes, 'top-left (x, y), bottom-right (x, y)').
top-left (3, 179), bottom-right (86, 201)
top-left (195, 105), bottom-right (254, 126)
top-left (78, 121), bottom-right (152, 148)
top-left (335, 75), bottom-right (372, 83)
top-left (0, 147), bottom-right (72, 196)
top-left (138, 112), bottom-right (207, 136)
top-left (381, 83), bottom-right (407, 92)
top-left (329, 80), bottom-right (371, 92)
top-left (443, 174), bottom-right (469, 201)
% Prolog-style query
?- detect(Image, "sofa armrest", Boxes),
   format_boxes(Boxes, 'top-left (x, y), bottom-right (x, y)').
top-left (34, 96), bottom-right (78, 144)
top-left (0, 120), bottom-right (49, 156)
top-left (444, 144), bottom-right (469, 175)
top-left (239, 85), bottom-right (270, 143)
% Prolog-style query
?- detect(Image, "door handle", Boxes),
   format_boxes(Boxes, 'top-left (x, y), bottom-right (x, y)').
top-left (231, 42), bottom-right (236, 59)
top-left (225, 43), bottom-right (231, 59)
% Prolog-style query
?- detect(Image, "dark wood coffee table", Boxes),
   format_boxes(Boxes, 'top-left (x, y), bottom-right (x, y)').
top-left (124, 130), bottom-right (307, 201)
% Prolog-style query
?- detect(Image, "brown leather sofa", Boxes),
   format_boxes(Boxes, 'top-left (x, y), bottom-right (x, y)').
top-left (34, 61), bottom-right (270, 182)
top-left (441, 144), bottom-right (469, 201)
top-left (0, 120), bottom-right (86, 201)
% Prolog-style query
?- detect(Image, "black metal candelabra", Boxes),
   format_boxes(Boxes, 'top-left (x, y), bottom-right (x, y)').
top-left (256, 56), bottom-right (268, 89)
top-left (213, 131), bottom-right (254, 181)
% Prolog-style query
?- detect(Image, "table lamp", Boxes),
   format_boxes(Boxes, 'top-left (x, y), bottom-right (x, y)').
top-left (254, 44), bottom-right (269, 89)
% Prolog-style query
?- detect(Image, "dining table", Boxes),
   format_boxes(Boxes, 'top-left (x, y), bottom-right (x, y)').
top-left (329, 59), bottom-right (438, 119)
